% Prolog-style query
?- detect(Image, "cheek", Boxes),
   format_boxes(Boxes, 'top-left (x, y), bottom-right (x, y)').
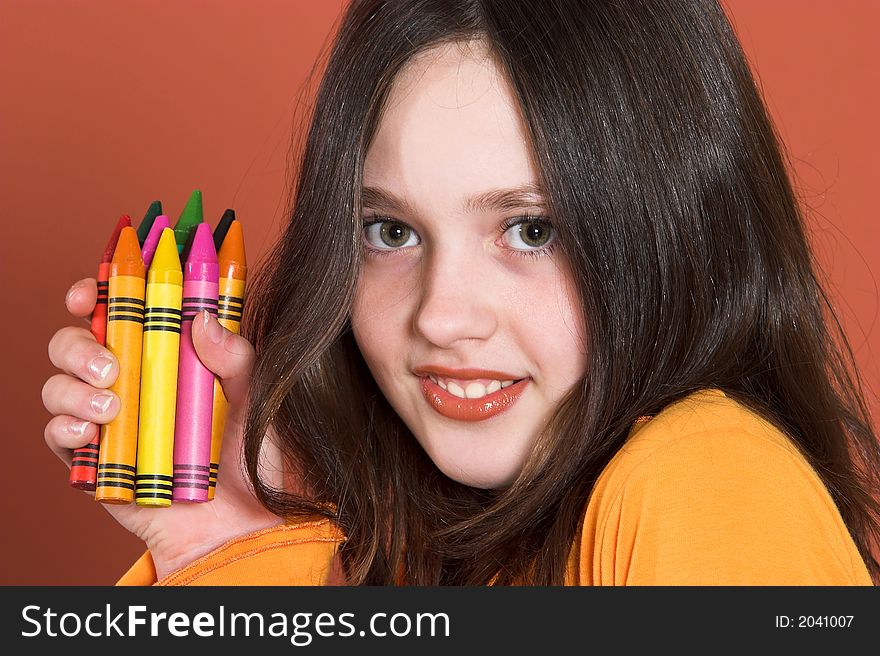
top-left (526, 269), bottom-right (588, 391)
top-left (351, 272), bottom-right (410, 377)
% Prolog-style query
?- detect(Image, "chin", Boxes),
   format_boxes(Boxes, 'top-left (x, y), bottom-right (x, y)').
top-left (435, 461), bottom-right (518, 490)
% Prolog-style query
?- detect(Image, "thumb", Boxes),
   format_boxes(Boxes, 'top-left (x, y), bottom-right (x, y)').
top-left (191, 310), bottom-right (255, 409)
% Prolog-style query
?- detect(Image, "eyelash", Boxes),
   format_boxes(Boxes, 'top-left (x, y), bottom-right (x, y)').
top-left (361, 214), bottom-right (558, 261)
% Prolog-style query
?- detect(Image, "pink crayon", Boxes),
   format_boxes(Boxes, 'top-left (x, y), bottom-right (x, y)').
top-left (172, 222), bottom-right (218, 502)
top-left (141, 214), bottom-right (171, 268)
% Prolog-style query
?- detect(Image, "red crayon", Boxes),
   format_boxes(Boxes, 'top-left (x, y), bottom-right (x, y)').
top-left (69, 214), bottom-right (132, 491)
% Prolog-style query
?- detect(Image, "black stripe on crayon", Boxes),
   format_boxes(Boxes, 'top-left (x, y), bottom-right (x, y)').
top-left (135, 492), bottom-right (173, 500)
top-left (136, 474), bottom-right (174, 482)
top-left (99, 463), bottom-right (137, 472)
top-left (97, 281), bottom-right (109, 287)
top-left (217, 313), bottom-right (242, 322)
top-left (171, 481), bottom-right (210, 489)
top-left (146, 307), bottom-right (183, 316)
top-left (96, 481), bottom-right (135, 490)
top-left (98, 472), bottom-right (135, 482)
top-left (93, 299), bottom-right (108, 305)
top-left (183, 297), bottom-right (219, 304)
top-left (136, 483), bottom-right (174, 491)
top-left (109, 296), bottom-right (145, 306)
top-left (143, 325), bottom-right (182, 334)
top-left (144, 316), bottom-right (182, 324)
top-left (210, 463), bottom-right (220, 469)
top-left (70, 459), bottom-right (99, 468)
top-left (108, 303), bottom-right (146, 313)
top-left (107, 314), bottom-right (144, 323)
top-left (173, 472), bottom-right (211, 481)
top-left (173, 464), bottom-right (211, 471)
top-left (209, 481), bottom-right (216, 488)
top-left (218, 294), bottom-right (243, 302)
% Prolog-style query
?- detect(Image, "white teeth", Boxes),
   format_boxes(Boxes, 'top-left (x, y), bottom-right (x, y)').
top-left (438, 379), bottom-right (447, 391)
top-left (501, 380), bottom-right (514, 388)
top-left (429, 375), bottom-right (438, 384)
top-left (465, 382), bottom-right (488, 399)
top-left (446, 381), bottom-right (466, 398)
top-left (486, 380), bottom-right (502, 394)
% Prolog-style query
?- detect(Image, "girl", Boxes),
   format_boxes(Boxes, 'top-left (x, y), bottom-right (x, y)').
top-left (43, 0), bottom-right (879, 585)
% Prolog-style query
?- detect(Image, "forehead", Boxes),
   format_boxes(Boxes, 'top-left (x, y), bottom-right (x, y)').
top-left (363, 40), bottom-right (539, 205)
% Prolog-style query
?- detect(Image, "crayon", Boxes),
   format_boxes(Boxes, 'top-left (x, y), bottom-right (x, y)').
top-left (135, 229), bottom-right (183, 507)
top-left (173, 223), bottom-right (218, 502)
top-left (69, 214), bottom-right (131, 491)
top-left (173, 189), bottom-right (203, 256)
top-left (141, 214), bottom-right (171, 268)
top-left (212, 209), bottom-right (236, 252)
top-left (135, 200), bottom-right (163, 248)
top-left (95, 227), bottom-right (145, 504)
top-left (208, 219), bottom-right (246, 499)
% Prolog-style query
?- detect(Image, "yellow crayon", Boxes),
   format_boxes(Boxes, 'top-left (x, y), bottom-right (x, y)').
top-left (209, 219), bottom-right (247, 499)
top-left (96, 227), bottom-right (145, 504)
top-left (136, 229), bottom-right (183, 507)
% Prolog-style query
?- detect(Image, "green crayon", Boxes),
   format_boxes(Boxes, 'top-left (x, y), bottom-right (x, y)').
top-left (173, 189), bottom-right (203, 255)
top-left (136, 200), bottom-right (163, 248)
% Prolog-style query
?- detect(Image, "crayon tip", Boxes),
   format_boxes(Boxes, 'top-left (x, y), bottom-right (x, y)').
top-left (186, 222), bottom-right (218, 264)
top-left (213, 208), bottom-right (236, 252)
top-left (150, 228), bottom-right (183, 274)
top-left (141, 215), bottom-right (172, 269)
top-left (102, 214), bottom-right (133, 262)
top-left (173, 190), bottom-right (203, 252)
top-left (218, 219), bottom-right (246, 268)
top-left (136, 200), bottom-right (164, 247)
top-left (111, 227), bottom-right (145, 272)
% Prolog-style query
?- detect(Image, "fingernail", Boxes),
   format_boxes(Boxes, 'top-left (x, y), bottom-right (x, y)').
top-left (65, 282), bottom-right (85, 305)
top-left (88, 354), bottom-right (114, 381)
top-left (204, 311), bottom-right (224, 344)
top-left (68, 420), bottom-right (90, 437)
top-left (90, 393), bottom-right (115, 415)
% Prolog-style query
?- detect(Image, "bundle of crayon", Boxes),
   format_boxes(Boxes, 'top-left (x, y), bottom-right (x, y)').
top-left (69, 191), bottom-right (247, 507)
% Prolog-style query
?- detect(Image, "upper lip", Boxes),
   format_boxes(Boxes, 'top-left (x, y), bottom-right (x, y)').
top-left (413, 365), bottom-right (526, 381)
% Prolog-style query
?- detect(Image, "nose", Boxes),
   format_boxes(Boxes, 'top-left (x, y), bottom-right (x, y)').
top-left (413, 247), bottom-right (499, 349)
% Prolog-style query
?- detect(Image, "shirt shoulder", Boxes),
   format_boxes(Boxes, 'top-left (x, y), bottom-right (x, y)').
top-left (572, 389), bottom-right (872, 585)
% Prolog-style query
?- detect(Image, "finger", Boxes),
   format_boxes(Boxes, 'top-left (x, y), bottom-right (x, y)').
top-left (191, 311), bottom-right (255, 409)
top-left (41, 374), bottom-right (120, 423)
top-left (47, 326), bottom-right (118, 388)
top-left (65, 278), bottom-right (99, 321)
top-left (44, 414), bottom-right (100, 466)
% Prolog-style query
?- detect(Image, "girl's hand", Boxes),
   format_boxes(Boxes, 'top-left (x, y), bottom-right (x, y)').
top-left (43, 278), bottom-right (285, 579)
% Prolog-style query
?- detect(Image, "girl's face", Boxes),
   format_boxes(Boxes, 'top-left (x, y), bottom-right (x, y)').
top-left (351, 42), bottom-right (587, 489)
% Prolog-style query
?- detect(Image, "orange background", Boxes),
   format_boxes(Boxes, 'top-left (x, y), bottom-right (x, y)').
top-left (0, 1), bottom-right (877, 584)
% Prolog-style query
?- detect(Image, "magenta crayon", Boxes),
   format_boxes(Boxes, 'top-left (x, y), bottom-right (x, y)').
top-left (172, 222), bottom-right (219, 502)
top-left (141, 214), bottom-right (171, 268)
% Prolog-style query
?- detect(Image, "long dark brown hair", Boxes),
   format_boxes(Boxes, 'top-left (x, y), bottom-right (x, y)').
top-left (241, 0), bottom-right (880, 584)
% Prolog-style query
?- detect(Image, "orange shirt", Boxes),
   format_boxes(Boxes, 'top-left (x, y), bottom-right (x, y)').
top-left (117, 389), bottom-right (873, 586)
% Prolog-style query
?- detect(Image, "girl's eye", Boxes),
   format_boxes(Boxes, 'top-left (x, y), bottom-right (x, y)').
top-left (363, 219), bottom-right (420, 250)
top-left (501, 217), bottom-right (556, 252)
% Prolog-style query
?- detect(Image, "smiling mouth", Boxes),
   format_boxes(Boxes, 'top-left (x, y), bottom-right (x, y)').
top-left (419, 376), bottom-right (530, 422)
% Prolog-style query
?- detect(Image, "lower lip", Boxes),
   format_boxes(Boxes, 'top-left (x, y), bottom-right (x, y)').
top-left (419, 376), bottom-right (529, 422)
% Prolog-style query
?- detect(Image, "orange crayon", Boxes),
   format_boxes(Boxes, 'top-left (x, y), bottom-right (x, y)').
top-left (69, 214), bottom-right (131, 491)
top-left (209, 219), bottom-right (247, 498)
top-left (95, 227), bottom-right (145, 504)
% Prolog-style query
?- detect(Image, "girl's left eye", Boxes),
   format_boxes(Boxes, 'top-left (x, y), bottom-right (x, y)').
top-left (500, 217), bottom-right (556, 252)
top-left (363, 219), bottom-right (420, 250)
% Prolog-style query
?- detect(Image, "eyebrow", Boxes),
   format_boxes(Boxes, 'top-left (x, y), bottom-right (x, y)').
top-left (361, 183), bottom-right (548, 215)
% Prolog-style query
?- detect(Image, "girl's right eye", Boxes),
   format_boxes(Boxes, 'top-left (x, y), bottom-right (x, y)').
top-left (362, 218), bottom-right (420, 252)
